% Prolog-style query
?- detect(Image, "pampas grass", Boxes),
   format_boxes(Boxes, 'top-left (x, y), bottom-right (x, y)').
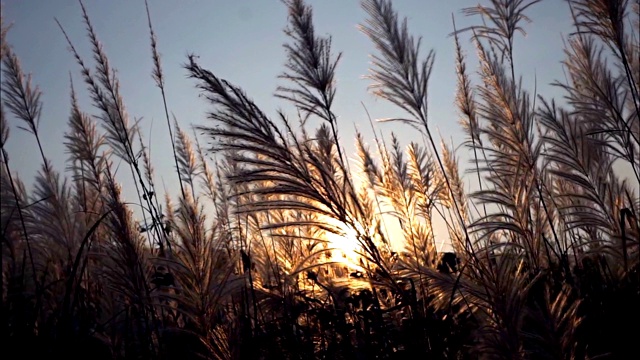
top-left (1, 0), bottom-right (638, 358)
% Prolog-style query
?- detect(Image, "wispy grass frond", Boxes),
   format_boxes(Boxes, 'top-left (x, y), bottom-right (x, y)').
top-left (277, 0), bottom-right (342, 125)
top-left (57, 5), bottom-right (139, 166)
top-left (554, 35), bottom-right (639, 179)
top-left (3, 1), bottom-right (639, 358)
top-left (0, 102), bottom-right (8, 149)
top-left (452, 19), bottom-right (481, 146)
top-left (441, 140), bottom-right (468, 244)
top-left (187, 58), bottom-right (349, 226)
top-left (407, 142), bottom-right (445, 216)
top-left (64, 77), bottom-right (107, 192)
top-left (0, 14), bottom-right (10, 60)
top-left (570, 0), bottom-right (630, 48)
top-left (1, 46), bottom-right (42, 135)
top-left (538, 98), bottom-right (628, 240)
top-left (29, 161), bottom-right (79, 263)
top-left (145, 0), bottom-right (186, 200)
top-left (460, 0), bottom-right (542, 65)
top-left (360, 0), bottom-right (435, 130)
top-left (360, 0), bottom-right (471, 249)
top-left (174, 118), bottom-right (199, 194)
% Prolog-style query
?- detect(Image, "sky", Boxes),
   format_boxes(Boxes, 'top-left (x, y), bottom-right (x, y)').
top-left (1, 0), bottom-right (576, 245)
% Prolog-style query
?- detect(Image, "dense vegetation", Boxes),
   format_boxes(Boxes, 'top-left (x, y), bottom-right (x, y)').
top-left (1, 0), bottom-right (639, 358)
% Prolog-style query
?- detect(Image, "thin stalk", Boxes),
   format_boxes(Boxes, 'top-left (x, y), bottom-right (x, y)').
top-left (144, 0), bottom-right (187, 200)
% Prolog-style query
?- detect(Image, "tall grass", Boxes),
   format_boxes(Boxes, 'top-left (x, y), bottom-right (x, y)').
top-left (1, 0), bottom-right (638, 359)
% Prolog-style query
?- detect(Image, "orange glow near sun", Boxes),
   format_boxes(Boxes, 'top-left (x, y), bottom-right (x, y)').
top-left (324, 223), bottom-right (361, 266)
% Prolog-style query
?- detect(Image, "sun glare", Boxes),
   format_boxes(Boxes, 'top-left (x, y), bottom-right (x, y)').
top-left (324, 225), bottom-right (361, 266)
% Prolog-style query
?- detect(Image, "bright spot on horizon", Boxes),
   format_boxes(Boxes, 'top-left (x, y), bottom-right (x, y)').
top-left (324, 224), bottom-right (361, 267)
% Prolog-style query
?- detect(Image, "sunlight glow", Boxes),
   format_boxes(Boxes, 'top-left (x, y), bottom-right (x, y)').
top-left (324, 225), bottom-right (361, 267)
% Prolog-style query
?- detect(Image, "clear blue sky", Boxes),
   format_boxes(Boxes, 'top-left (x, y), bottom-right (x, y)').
top-left (2, 0), bottom-right (573, 209)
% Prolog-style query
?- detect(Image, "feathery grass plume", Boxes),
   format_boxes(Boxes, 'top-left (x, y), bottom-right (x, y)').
top-left (360, 0), bottom-right (435, 131)
top-left (0, 102), bottom-right (8, 152)
top-left (406, 142), bottom-right (446, 223)
top-left (186, 58), bottom-right (366, 248)
top-left (555, 34), bottom-right (640, 181)
top-left (162, 191), bottom-right (239, 358)
top-left (1, 106), bottom-right (31, 301)
top-left (144, 0), bottom-right (186, 200)
top-left (3, 0), bottom-right (640, 358)
top-left (1, 43), bottom-right (50, 171)
top-left (277, 0), bottom-right (342, 127)
top-left (452, 16), bottom-right (489, 221)
top-left (461, 0), bottom-right (562, 264)
top-left (29, 161), bottom-right (79, 263)
top-left (355, 130), bottom-right (382, 189)
top-left (441, 140), bottom-right (468, 248)
top-left (138, 131), bottom-right (154, 193)
top-left (460, 0), bottom-right (541, 68)
top-left (64, 77), bottom-right (107, 193)
top-left (58, 2), bottom-right (170, 253)
top-left (62, 80), bottom-right (111, 314)
top-left (1, 47), bottom-right (41, 136)
top-left (98, 165), bottom-right (158, 357)
top-left (570, 0), bottom-right (634, 55)
top-left (276, 0), bottom-right (363, 228)
top-left (452, 18), bottom-right (480, 146)
top-left (372, 134), bottom-right (439, 276)
top-left (354, 129), bottom-right (396, 251)
top-left (0, 161), bottom-right (38, 341)
top-left (411, 248), bottom-right (539, 358)
top-left (470, 37), bottom-right (553, 266)
top-left (538, 99), bottom-right (632, 241)
top-left (57, 3), bottom-right (139, 166)
top-left (0, 13), bottom-right (11, 65)
top-left (568, 0), bottom-right (640, 176)
top-left (194, 132), bottom-right (220, 212)
top-left (360, 0), bottom-right (471, 252)
top-left (1, 31), bottom-right (46, 310)
top-left (174, 118), bottom-right (199, 198)
top-left (526, 284), bottom-right (583, 359)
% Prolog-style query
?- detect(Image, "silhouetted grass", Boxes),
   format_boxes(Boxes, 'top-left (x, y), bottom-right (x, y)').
top-left (1, 0), bottom-right (638, 359)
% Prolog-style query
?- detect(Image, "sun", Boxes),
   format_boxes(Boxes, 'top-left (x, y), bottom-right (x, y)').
top-left (324, 224), bottom-right (361, 266)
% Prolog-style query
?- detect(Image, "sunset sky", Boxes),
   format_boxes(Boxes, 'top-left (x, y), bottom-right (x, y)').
top-left (2, 0), bottom-right (574, 222)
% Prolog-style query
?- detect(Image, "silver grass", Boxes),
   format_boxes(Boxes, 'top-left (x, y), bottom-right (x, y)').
top-left (29, 161), bottom-right (79, 264)
top-left (166, 191), bottom-right (240, 339)
top-left (174, 118), bottom-right (199, 197)
top-left (1, 156), bottom-right (26, 270)
top-left (460, 0), bottom-right (542, 66)
top-left (570, 0), bottom-right (632, 51)
top-left (57, 5), bottom-right (139, 166)
top-left (186, 59), bottom-right (369, 253)
top-left (407, 142), bottom-right (446, 222)
top-left (360, 0), bottom-right (470, 249)
top-left (441, 140), bottom-right (468, 247)
top-left (527, 285), bottom-right (583, 359)
top-left (554, 34), bottom-right (639, 180)
top-left (470, 37), bottom-right (550, 265)
top-left (360, 0), bottom-right (435, 131)
top-left (194, 132), bottom-right (219, 211)
top-left (538, 98), bottom-right (634, 243)
top-left (145, 0), bottom-right (186, 200)
top-left (97, 166), bottom-right (158, 354)
top-left (0, 102), bottom-right (8, 152)
top-left (1, 46), bottom-right (42, 136)
top-left (277, 0), bottom-right (342, 126)
top-left (138, 131), bottom-right (155, 192)
top-left (0, 14), bottom-right (9, 60)
top-left (64, 77), bottom-right (107, 193)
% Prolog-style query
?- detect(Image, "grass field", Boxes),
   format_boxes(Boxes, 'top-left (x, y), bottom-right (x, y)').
top-left (1, 0), bottom-right (639, 358)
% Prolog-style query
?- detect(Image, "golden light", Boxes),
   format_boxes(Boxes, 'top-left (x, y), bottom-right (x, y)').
top-left (324, 223), bottom-right (361, 266)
